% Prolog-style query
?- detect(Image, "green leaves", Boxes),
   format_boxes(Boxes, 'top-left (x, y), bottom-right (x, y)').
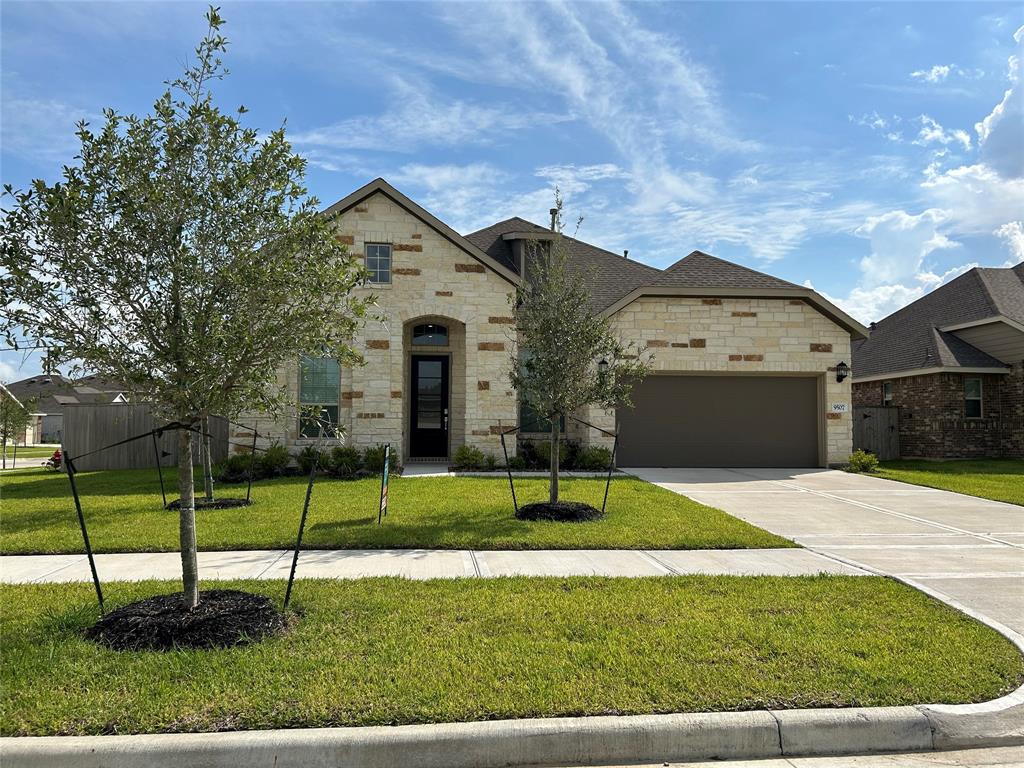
top-left (0, 7), bottom-right (370, 425)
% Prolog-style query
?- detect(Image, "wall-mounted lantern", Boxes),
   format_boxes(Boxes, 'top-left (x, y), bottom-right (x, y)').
top-left (835, 361), bottom-right (850, 383)
top-left (597, 359), bottom-right (609, 375)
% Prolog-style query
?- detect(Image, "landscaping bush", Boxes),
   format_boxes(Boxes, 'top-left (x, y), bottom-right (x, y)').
top-left (576, 445), bottom-right (613, 471)
top-left (363, 444), bottom-right (399, 474)
top-left (846, 449), bottom-right (880, 474)
top-left (259, 443), bottom-right (291, 477)
top-left (484, 453), bottom-right (498, 471)
top-left (296, 445), bottom-right (329, 475)
top-left (327, 446), bottom-right (363, 478)
top-left (508, 454), bottom-right (528, 471)
top-left (213, 453), bottom-right (253, 484)
top-left (452, 444), bottom-right (486, 470)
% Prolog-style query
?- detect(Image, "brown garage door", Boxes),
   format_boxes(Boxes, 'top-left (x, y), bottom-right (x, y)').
top-left (617, 375), bottom-right (820, 467)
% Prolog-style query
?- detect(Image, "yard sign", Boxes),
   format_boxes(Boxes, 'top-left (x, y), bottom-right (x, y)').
top-left (377, 444), bottom-right (390, 525)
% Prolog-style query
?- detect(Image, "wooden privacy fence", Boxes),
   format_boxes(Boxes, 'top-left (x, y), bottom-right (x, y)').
top-left (853, 406), bottom-right (900, 461)
top-left (63, 404), bottom-right (228, 471)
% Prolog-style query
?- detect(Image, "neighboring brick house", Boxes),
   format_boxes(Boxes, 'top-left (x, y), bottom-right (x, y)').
top-left (852, 263), bottom-right (1024, 459)
top-left (245, 178), bottom-right (868, 468)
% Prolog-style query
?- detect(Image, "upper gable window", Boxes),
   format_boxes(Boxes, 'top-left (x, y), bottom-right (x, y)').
top-left (412, 323), bottom-right (448, 346)
top-left (882, 381), bottom-right (893, 405)
top-left (365, 243), bottom-right (391, 284)
top-left (964, 377), bottom-right (983, 419)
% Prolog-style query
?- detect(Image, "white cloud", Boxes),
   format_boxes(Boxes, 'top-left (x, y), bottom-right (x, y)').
top-left (290, 77), bottom-right (569, 159)
top-left (909, 64), bottom-right (984, 83)
top-left (0, 90), bottom-right (94, 167)
top-left (974, 26), bottom-right (1024, 179)
top-left (994, 221), bottom-right (1024, 264)
top-left (855, 209), bottom-right (959, 287)
top-left (922, 163), bottom-right (1024, 234)
top-left (911, 64), bottom-right (952, 83)
top-left (849, 111), bottom-right (904, 142)
top-left (913, 115), bottom-right (972, 151)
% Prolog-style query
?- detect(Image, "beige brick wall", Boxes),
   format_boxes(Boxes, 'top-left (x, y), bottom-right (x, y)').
top-left (240, 191), bottom-right (518, 461)
top-left (577, 296), bottom-right (854, 466)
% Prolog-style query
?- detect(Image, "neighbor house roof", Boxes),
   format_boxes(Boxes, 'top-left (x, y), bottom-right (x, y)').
top-left (4, 374), bottom-right (129, 414)
top-left (650, 250), bottom-right (803, 291)
top-left (852, 263), bottom-right (1024, 381)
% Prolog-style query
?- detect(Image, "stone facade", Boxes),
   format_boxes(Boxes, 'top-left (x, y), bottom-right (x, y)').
top-left (239, 191), bottom-right (518, 461)
top-left (576, 296), bottom-right (854, 466)
top-left (852, 362), bottom-right (1024, 458)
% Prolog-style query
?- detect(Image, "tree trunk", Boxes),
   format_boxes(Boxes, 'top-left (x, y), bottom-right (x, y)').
top-left (178, 426), bottom-right (200, 608)
top-left (549, 416), bottom-right (560, 504)
top-left (201, 413), bottom-right (214, 501)
top-left (2, 437), bottom-right (6, 470)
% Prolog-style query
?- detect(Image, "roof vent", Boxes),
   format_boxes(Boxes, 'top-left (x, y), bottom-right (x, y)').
top-left (623, 249), bottom-right (629, 259)
top-left (549, 208), bottom-right (558, 232)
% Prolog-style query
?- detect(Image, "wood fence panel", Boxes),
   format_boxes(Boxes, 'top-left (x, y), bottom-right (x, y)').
top-left (853, 406), bottom-right (900, 461)
top-left (63, 404), bottom-right (227, 471)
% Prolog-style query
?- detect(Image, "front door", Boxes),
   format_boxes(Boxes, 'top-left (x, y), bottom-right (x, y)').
top-left (410, 355), bottom-right (449, 458)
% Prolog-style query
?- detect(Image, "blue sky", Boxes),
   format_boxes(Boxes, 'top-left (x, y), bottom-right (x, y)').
top-left (2, 1), bottom-right (1023, 382)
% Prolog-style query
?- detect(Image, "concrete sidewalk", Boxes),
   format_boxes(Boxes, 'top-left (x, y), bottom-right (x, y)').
top-left (0, 546), bottom-right (868, 584)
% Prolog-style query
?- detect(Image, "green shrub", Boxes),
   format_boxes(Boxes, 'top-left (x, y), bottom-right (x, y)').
top-left (846, 449), bottom-right (880, 474)
top-left (363, 444), bottom-right (394, 474)
top-left (528, 439), bottom-right (582, 469)
top-left (508, 454), bottom-right (528, 471)
top-left (259, 443), bottom-right (291, 477)
top-left (484, 452), bottom-right (498, 471)
top-left (296, 445), bottom-right (329, 475)
top-left (213, 453), bottom-right (253, 484)
top-left (328, 445), bottom-right (363, 478)
top-left (576, 445), bottom-right (613, 471)
top-left (452, 444), bottom-right (486, 470)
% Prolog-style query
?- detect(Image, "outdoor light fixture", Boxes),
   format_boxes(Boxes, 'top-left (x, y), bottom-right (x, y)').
top-left (598, 359), bottom-right (609, 374)
top-left (835, 361), bottom-right (850, 383)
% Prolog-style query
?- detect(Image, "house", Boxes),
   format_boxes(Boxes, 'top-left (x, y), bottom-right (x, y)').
top-left (244, 178), bottom-right (867, 468)
top-left (3, 374), bottom-right (130, 444)
top-left (852, 263), bottom-right (1024, 458)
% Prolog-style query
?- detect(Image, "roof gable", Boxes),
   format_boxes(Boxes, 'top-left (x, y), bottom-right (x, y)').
top-left (852, 265), bottom-right (1023, 379)
top-left (321, 179), bottom-right (521, 285)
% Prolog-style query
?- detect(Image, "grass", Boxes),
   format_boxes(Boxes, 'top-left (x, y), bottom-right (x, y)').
top-left (877, 459), bottom-right (1024, 506)
top-left (3, 446), bottom-right (54, 459)
top-left (0, 467), bottom-right (792, 554)
top-left (2, 577), bottom-right (1021, 736)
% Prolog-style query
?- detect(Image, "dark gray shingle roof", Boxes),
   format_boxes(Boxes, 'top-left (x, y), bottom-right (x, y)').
top-left (651, 250), bottom-right (802, 290)
top-left (852, 265), bottom-right (1023, 379)
top-left (464, 217), bottom-right (662, 311)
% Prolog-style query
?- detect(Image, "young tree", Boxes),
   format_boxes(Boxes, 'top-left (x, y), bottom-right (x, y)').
top-left (0, 7), bottom-right (371, 607)
top-left (509, 198), bottom-right (651, 504)
top-left (0, 389), bottom-right (35, 469)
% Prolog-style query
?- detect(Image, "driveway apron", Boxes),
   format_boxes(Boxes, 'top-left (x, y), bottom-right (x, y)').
top-left (627, 467), bottom-right (1024, 634)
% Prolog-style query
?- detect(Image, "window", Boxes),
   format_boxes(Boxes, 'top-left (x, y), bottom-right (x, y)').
top-left (882, 381), bottom-right (893, 406)
top-left (964, 377), bottom-right (983, 418)
top-left (412, 323), bottom-right (448, 346)
top-left (298, 355), bottom-right (340, 437)
top-left (519, 402), bottom-right (566, 433)
top-left (365, 243), bottom-right (391, 284)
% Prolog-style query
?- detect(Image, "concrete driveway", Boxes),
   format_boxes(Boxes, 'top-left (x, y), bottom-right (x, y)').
top-left (628, 467), bottom-right (1024, 633)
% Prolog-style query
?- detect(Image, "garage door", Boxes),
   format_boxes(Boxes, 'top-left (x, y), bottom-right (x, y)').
top-left (617, 375), bottom-right (820, 467)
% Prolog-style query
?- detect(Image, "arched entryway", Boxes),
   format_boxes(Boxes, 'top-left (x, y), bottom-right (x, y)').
top-left (402, 316), bottom-right (466, 460)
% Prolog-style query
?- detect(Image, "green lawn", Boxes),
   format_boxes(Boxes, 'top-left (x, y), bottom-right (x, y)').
top-left (2, 446), bottom-right (54, 459)
top-left (877, 459), bottom-right (1024, 506)
top-left (0, 467), bottom-right (791, 553)
top-left (3, 577), bottom-right (1021, 736)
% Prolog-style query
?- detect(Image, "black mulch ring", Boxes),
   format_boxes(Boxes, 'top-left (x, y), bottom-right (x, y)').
top-left (167, 498), bottom-right (252, 511)
top-left (515, 501), bottom-right (605, 522)
top-left (85, 590), bottom-right (288, 651)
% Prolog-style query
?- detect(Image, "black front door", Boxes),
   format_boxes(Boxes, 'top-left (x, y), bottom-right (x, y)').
top-left (410, 355), bottom-right (449, 458)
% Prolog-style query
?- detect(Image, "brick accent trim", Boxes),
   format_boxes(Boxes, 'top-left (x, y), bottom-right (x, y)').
top-left (478, 342), bottom-right (504, 351)
top-left (335, 234), bottom-right (354, 245)
top-left (810, 343), bottom-right (833, 353)
top-left (455, 263), bottom-right (486, 273)
top-left (394, 243), bottom-right (423, 252)
top-left (689, 338), bottom-right (706, 348)
top-left (488, 316), bottom-right (515, 324)
top-left (341, 391), bottom-right (364, 400)
top-left (390, 390), bottom-right (402, 398)
top-left (702, 298), bottom-right (722, 306)
top-left (647, 340), bottom-right (670, 347)
top-left (393, 268), bottom-right (421, 276)
top-left (367, 340), bottom-right (390, 350)
top-left (732, 311), bottom-right (757, 317)
top-left (671, 342), bottom-right (689, 348)
top-left (477, 381), bottom-right (490, 390)
top-left (435, 290), bottom-right (453, 296)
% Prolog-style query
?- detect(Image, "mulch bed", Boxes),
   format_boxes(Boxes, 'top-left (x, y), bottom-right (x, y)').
top-left (515, 501), bottom-right (605, 522)
top-left (85, 590), bottom-right (288, 651)
top-left (167, 498), bottom-right (252, 511)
